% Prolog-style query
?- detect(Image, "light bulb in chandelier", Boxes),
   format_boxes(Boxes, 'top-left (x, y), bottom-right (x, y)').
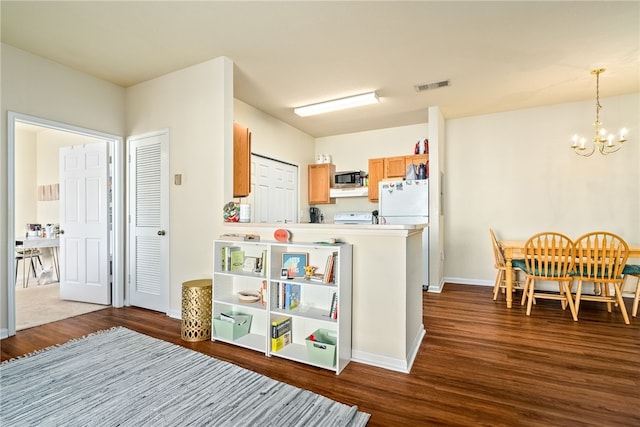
top-left (570, 69), bottom-right (629, 157)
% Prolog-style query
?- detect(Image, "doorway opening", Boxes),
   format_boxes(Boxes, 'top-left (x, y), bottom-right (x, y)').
top-left (7, 112), bottom-right (124, 335)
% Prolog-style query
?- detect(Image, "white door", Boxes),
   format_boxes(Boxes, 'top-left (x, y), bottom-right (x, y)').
top-left (250, 155), bottom-right (298, 223)
top-left (59, 142), bottom-right (111, 304)
top-left (127, 131), bottom-right (169, 312)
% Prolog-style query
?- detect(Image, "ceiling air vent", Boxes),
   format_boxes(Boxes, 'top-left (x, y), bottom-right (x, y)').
top-left (414, 80), bottom-right (451, 92)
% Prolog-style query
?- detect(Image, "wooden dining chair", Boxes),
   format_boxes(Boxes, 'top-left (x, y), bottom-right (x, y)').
top-left (573, 232), bottom-right (630, 324)
top-left (489, 229), bottom-right (527, 301)
top-left (522, 232), bottom-right (577, 321)
top-left (622, 264), bottom-right (640, 317)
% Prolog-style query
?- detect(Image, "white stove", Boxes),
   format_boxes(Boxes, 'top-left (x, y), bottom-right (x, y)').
top-left (333, 211), bottom-right (373, 225)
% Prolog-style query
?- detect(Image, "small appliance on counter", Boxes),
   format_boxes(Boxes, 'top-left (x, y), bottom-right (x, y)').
top-left (309, 207), bottom-right (321, 223)
top-left (333, 211), bottom-right (373, 225)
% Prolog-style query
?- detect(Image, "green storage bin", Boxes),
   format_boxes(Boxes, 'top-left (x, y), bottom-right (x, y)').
top-left (305, 329), bottom-right (337, 367)
top-left (214, 311), bottom-right (252, 340)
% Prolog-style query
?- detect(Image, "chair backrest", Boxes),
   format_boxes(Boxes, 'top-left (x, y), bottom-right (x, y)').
top-left (489, 228), bottom-right (506, 268)
top-left (523, 232), bottom-right (575, 279)
top-left (574, 231), bottom-right (629, 282)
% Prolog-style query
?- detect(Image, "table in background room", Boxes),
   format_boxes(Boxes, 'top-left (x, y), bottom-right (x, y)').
top-left (22, 237), bottom-right (60, 282)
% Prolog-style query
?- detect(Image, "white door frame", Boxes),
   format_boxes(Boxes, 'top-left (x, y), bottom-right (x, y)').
top-left (6, 111), bottom-right (125, 336)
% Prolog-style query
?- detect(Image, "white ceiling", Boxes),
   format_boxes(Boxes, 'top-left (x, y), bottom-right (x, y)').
top-left (2, 1), bottom-right (638, 138)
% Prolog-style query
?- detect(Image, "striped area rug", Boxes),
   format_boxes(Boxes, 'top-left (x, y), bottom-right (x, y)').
top-left (1, 327), bottom-right (370, 426)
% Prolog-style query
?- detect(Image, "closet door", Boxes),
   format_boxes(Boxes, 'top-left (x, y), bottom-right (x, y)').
top-left (250, 155), bottom-right (298, 223)
top-left (127, 131), bottom-right (169, 312)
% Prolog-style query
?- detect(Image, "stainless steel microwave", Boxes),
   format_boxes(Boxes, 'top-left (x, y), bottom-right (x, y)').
top-left (333, 170), bottom-right (366, 187)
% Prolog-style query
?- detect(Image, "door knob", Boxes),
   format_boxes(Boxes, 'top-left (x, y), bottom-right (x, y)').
top-left (157, 230), bottom-right (166, 236)
top-left (59, 230), bottom-right (65, 234)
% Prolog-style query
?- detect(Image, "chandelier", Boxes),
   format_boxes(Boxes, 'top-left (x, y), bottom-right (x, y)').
top-left (571, 68), bottom-right (628, 156)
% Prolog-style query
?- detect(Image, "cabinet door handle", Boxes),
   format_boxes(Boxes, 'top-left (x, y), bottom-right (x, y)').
top-left (59, 230), bottom-right (65, 235)
top-left (157, 230), bottom-right (166, 236)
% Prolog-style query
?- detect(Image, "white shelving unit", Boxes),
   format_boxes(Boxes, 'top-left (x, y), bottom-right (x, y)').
top-left (213, 239), bottom-right (352, 374)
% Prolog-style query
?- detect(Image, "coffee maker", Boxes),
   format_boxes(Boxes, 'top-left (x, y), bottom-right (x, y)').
top-left (309, 207), bottom-right (321, 223)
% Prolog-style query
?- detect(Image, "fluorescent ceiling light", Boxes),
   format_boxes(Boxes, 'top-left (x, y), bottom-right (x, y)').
top-left (294, 91), bottom-right (379, 117)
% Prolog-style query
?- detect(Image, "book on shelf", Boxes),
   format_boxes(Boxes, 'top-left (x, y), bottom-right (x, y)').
top-left (328, 292), bottom-right (338, 320)
top-left (260, 249), bottom-right (268, 276)
top-left (285, 283), bottom-right (300, 310)
top-left (219, 233), bottom-right (260, 241)
top-left (273, 282), bottom-right (301, 311)
top-left (279, 282), bottom-right (285, 309)
top-left (230, 249), bottom-right (245, 272)
top-left (322, 252), bottom-right (338, 283)
top-left (222, 246), bottom-right (241, 271)
top-left (271, 315), bottom-right (292, 352)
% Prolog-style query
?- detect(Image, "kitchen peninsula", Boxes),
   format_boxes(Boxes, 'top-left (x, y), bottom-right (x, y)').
top-left (222, 222), bottom-right (427, 372)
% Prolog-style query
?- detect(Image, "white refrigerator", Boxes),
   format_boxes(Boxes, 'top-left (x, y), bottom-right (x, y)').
top-left (378, 179), bottom-right (429, 290)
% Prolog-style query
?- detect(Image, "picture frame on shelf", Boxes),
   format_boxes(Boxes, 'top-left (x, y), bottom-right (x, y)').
top-left (242, 256), bottom-right (259, 273)
top-left (281, 252), bottom-right (308, 278)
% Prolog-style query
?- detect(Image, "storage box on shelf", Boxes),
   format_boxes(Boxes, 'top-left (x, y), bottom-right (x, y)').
top-left (212, 239), bottom-right (352, 374)
top-left (306, 329), bottom-right (337, 368)
top-left (213, 311), bottom-right (253, 341)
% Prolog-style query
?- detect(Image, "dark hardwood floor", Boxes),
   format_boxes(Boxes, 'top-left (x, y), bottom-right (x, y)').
top-left (2, 284), bottom-right (639, 426)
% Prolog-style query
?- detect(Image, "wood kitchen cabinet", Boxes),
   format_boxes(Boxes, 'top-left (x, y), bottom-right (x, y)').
top-left (384, 156), bottom-right (407, 179)
top-left (233, 122), bottom-right (251, 198)
top-left (308, 163), bottom-right (336, 204)
top-left (368, 154), bottom-right (429, 202)
top-left (367, 158), bottom-right (384, 202)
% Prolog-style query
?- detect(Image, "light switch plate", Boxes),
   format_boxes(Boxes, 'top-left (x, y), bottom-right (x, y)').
top-left (174, 174), bottom-right (182, 185)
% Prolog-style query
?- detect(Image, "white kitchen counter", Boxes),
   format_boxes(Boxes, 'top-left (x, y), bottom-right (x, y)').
top-left (222, 222), bottom-right (427, 373)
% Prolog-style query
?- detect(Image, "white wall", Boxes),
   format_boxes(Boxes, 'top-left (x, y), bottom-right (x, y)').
top-left (444, 93), bottom-right (640, 285)
top-left (125, 56), bottom-right (233, 315)
top-left (315, 123), bottom-right (429, 220)
top-left (14, 129), bottom-right (37, 238)
top-left (1, 44), bottom-right (126, 331)
top-left (233, 99), bottom-right (316, 220)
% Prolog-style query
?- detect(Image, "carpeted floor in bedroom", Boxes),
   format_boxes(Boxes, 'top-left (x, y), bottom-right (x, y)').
top-left (15, 281), bottom-right (107, 330)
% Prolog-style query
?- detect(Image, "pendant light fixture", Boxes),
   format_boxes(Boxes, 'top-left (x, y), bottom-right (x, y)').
top-left (571, 69), bottom-right (628, 156)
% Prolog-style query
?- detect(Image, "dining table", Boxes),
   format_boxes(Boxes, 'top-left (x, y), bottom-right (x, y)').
top-left (498, 239), bottom-right (640, 308)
